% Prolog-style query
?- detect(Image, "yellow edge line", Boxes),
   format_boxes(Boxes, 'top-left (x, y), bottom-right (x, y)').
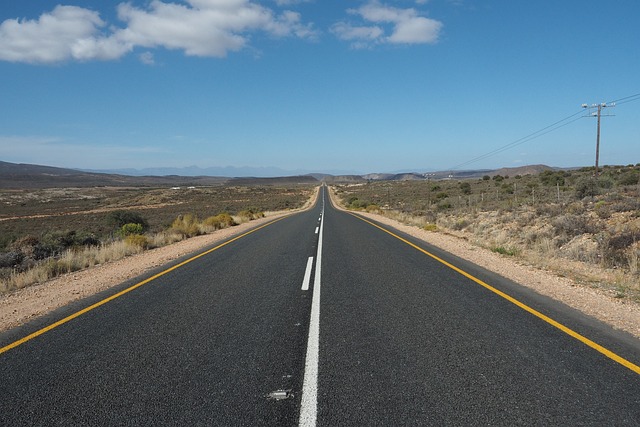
top-left (0, 216), bottom-right (290, 356)
top-left (349, 212), bottom-right (640, 375)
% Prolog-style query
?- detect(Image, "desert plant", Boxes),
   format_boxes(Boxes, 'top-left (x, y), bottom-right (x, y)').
top-left (491, 246), bottom-right (519, 256)
top-left (594, 201), bottom-right (611, 219)
top-left (552, 214), bottom-right (597, 237)
top-left (125, 234), bottom-right (150, 249)
top-left (106, 210), bottom-right (149, 232)
top-left (237, 209), bottom-right (265, 222)
top-left (170, 214), bottom-right (201, 238)
top-left (423, 223), bottom-right (438, 232)
top-left (121, 223), bottom-right (145, 236)
top-left (574, 177), bottom-right (598, 199)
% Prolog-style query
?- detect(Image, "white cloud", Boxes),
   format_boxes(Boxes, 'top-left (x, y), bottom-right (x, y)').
top-left (0, 5), bottom-right (130, 63)
top-left (331, 22), bottom-right (383, 42)
top-left (275, 0), bottom-right (313, 5)
top-left (333, 1), bottom-right (442, 48)
top-left (0, 1), bottom-right (316, 64)
top-left (139, 51), bottom-right (156, 65)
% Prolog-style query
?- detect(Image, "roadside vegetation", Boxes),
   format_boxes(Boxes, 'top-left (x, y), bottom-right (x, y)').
top-left (334, 165), bottom-right (640, 302)
top-left (0, 185), bottom-right (313, 294)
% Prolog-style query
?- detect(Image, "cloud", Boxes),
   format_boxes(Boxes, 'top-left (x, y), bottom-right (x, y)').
top-left (274, 0), bottom-right (313, 5)
top-left (332, 1), bottom-right (442, 48)
top-left (331, 22), bottom-right (383, 41)
top-left (139, 51), bottom-right (156, 65)
top-left (0, 5), bottom-right (130, 63)
top-left (0, 1), bottom-right (316, 64)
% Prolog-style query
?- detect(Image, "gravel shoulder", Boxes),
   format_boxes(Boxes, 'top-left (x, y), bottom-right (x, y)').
top-left (2, 185), bottom-right (639, 341)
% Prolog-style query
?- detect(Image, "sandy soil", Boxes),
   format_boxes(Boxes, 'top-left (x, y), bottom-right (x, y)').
top-left (1, 186), bottom-right (638, 341)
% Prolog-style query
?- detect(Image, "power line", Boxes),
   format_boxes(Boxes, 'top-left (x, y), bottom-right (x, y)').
top-left (447, 92), bottom-right (639, 172)
top-left (448, 109), bottom-right (584, 171)
top-left (608, 92), bottom-right (640, 105)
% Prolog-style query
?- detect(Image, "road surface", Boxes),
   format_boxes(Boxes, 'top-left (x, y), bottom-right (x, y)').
top-left (1, 186), bottom-right (639, 425)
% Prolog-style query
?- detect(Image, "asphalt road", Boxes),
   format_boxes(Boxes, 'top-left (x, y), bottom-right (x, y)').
top-left (1, 186), bottom-right (639, 426)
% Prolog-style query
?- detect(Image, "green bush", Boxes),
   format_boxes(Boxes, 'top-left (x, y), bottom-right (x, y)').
top-left (121, 223), bottom-right (144, 236)
top-left (618, 170), bottom-right (639, 186)
top-left (539, 170), bottom-right (566, 186)
top-left (491, 246), bottom-right (519, 256)
top-left (459, 182), bottom-right (472, 195)
top-left (107, 210), bottom-right (149, 232)
top-left (574, 177), bottom-right (598, 199)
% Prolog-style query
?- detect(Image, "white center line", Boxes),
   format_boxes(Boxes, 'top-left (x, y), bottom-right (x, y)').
top-left (301, 257), bottom-right (314, 291)
top-left (299, 193), bottom-right (324, 427)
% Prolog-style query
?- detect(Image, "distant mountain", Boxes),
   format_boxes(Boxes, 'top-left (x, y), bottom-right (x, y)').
top-left (85, 165), bottom-right (362, 178)
top-left (0, 161), bottom-right (229, 189)
top-left (85, 165), bottom-right (295, 178)
top-left (491, 164), bottom-right (554, 177)
top-left (0, 160), bottom-right (560, 189)
top-left (0, 161), bottom-right (322, 189)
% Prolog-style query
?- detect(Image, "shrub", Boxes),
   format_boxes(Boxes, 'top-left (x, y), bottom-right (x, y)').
top-left (125, 234), bottom-right (149, 249)
top-left (424, 223), bottom-right (438, 231)
top-left (491, 246), bottom-right (519, 256)
top-left (121, 223), bottom-right (144, 236)
top-left (552, 214), bottom-right (597, 237)
top-left (107, 210), bottom-right (149, 232)
top-left (216, 213), bottom-right (236, 228)
top-left (9, 235), bottom-right (40, 257)
top-left (539, 170), bottom-right (566, 186)
top-left (594, 201), bottom-right (611, 219)
top-left (459, 182), bottom-right (472, 195)
top-left (203, 213), bottom-right (236, 231)
top-left (501, 183), bottom-right (514, 194)
top-left (203, 215), bottom-right (223, 230)
top-left (170, 214), bottom-right (201, 238)
top-left (0, 251), bottom-right (24, 268)
top-left (574, 177), bottom-right (598, 199)
top-left (452, 219), bottom-right (470, 230)
top-left (238, 209), bottom-right (265, 221)
top-left (618, 170), bottom-right (639, 186)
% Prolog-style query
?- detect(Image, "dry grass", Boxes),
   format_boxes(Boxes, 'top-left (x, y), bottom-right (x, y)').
top-left (0, 209), bottom-right (265, 294)
top-left (0, 239), bottom-right (146, 293)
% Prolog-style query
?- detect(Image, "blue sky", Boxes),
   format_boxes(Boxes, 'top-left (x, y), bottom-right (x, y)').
top-left (1, 1), bottom-right (639, 176)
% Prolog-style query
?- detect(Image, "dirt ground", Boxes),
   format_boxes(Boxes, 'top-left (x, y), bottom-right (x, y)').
top-left (1, 186), bottom-right (639, 341)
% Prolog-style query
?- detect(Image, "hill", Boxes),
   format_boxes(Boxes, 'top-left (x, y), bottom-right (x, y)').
top-left (0, 161), bottom-right (317, 188)
top-left (0, 160), bottom-right (561, 188)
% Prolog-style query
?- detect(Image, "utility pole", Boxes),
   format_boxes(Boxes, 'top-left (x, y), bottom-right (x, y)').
top-left (582, 102), bottom-right (615, 177)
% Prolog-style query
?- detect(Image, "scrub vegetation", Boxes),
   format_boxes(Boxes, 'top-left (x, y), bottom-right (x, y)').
top-left (335, 165), bottom-right (640, 302)
top-left (0, 184), bottom-right (313, 294)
